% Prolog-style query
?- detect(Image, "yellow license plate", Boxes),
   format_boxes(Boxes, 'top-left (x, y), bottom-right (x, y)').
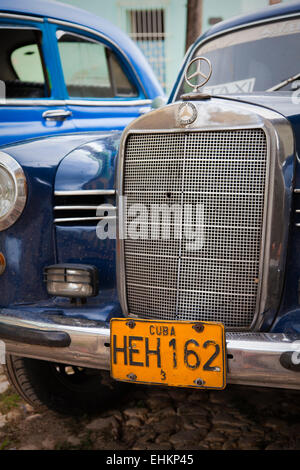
top-left (110, 318), bottom-right (226, 389)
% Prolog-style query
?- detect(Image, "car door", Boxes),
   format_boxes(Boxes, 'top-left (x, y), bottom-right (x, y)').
top-left (48, 23), bottom-right (152, 132)
top-left (0, 14), bottom-right (76, 146)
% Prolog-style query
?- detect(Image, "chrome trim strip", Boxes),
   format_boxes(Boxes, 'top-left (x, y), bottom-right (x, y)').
top-left (0, 99), bottom-right (151, 107)
top-left (2, 313), bottom-right (300, 389)
top-left (54, 205), bottom-right (116, 211)
top-left (54, 189), bottom-right (116, 196)
top-left (54, 216), bottom-right (116, 223)
top-left (0, 99), bottom-right (66, 107)
top-left (0, 151), bottom-right (27, 232)
top-left (116, 99), bottom-right (294, 331)
top-left (172, 11), bottom-right (300, 101)
top-left (47, 18), bottom-right (148, 98)
top-left (0, 25), bottom-right (40, 30)
top-left (66, 99), bottom-right (152, 107)
top-left (0, 12), bottom-right (43, 22)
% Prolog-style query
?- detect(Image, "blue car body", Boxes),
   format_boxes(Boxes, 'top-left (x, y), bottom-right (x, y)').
top-left (2, 0), bottom-right (300, 398)
top-left (0, 0), bottom-right (163, 146)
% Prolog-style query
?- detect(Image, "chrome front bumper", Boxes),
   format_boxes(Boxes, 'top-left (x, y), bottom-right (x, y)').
top-left (1, 313), bottom-right (300, 390)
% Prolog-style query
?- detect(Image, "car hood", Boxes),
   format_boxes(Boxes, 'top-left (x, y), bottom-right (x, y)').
top-left (217, 93), bottom-right (300, 153)
top-left (219, 92), bottom-right (300, 119)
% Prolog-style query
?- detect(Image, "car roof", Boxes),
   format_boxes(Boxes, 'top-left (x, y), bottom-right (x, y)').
top-left (0, 0), bottom-right (124, 38)
top-left (0, 0), bottom-right (140, 53)
top-left (0, 0), bottom-right (163, 98)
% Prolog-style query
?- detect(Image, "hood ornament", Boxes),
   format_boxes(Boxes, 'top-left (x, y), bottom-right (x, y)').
top-left (181, 56), bottom-right (212, 101)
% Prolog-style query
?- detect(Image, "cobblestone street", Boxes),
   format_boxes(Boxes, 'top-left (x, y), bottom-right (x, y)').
top-left (1, 364), bottom-right (300, 450)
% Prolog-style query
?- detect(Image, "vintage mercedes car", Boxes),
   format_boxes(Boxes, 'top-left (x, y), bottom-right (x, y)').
top-left (0, 0), bottom-right (163, 146)
top-left (1, 1), bottom-right (300, 414)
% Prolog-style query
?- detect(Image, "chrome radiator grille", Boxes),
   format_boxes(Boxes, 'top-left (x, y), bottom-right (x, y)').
top-left (122, 129), bottom-right (267, 328)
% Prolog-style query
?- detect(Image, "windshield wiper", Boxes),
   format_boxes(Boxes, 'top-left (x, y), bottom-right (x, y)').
top-left (267, 72), bottom-right (300, 92)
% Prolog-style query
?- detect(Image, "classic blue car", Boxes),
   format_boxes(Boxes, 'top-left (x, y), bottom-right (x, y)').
top-left (0, 0), bottom-right (163, 146)
top-left (2, 1), bottom-right (300, 414)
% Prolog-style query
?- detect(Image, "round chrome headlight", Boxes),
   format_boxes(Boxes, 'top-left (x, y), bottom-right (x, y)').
top-left (0, 151), bottom-right (27, 231)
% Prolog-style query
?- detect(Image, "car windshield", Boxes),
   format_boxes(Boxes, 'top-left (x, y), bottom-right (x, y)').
top-left (176, 17), bottom-right (300, 98)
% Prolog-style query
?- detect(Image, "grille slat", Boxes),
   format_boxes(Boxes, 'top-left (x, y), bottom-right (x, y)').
top-left (122, 129), bottom-right (267, 328)
top-left (53, 191), bottom-right (116, 226)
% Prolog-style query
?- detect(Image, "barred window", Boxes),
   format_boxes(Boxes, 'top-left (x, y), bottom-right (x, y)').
top-left (129, 9), bottom-right (165, 40)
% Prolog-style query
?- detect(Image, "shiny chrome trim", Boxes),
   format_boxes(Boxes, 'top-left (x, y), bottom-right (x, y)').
top-left (54, 216), bottom-right (116, 223)
top-left (0, 152), bottom-right (27, 231)
top-left (172, 11), bottom-right (300, 101)
top-left (55, 189), bottom-right (116, 196)
top-left (1, 314), bottom-right (110, 371)
top-left (48, 18), bottom-right (148, 98)
top-left (54, 205), bottom-right (116, 211)
top-left (0, 99), bottom-right (151, 107)
top-left (2, 312), bottom-right (300, 389)
top-left (54, 192), bottom-right (117, 223)
top-left (116, 99), bottom-right (294, 331)
top-left (185, 56), bottom-right (212, 91)
top-left (226, 332), bottom-right (300, 389)
top-left (0, 25), bottom-right (40, 31)
top-left (66, 99), bottom-right (152, 107)
top-left (42, 109), bottom-right (72, 120)
top-left (0, 99), bottom-right (67, 107)
top-left (0, 12), bottom-right (43, 22)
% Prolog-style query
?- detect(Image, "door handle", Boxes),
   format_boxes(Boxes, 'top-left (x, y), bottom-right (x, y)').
top-left (42, 109), bottom-right (72, 121)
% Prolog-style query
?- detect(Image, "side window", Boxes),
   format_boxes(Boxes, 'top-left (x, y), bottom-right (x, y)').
top-left (0, 27), bottom-right (49, 98)
top-left (57, 31), bottom-right (138, 99)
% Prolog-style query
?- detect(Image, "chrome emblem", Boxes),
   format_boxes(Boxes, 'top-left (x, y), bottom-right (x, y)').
top-left (185, 56), bottom-right (212, 92)
top-left (178, 102), bottom-right (197, 126)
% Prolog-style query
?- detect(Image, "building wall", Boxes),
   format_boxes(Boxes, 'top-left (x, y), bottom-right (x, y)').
top-left (202, 0), bottom-right (269, 31)
top-left (202, 0), bottom-right (293, 32)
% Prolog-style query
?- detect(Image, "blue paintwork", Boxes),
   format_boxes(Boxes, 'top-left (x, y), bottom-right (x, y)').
top-left (0, 104), bottom-right (77, 146)
top-left (2, 2), bottom-right (300, 331)
top-left (0, 0), bottom-right (163, 146)
top-left (54, 132), bottom-right (122, 322)
top-left (55, 135), bottom-right (119, 191)
top-left (0, 0), bottom-right (163, 323)
top-left (0, 132), bottom-right (122, 325)
top-left (62, 105), bottom-right (150, 134)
